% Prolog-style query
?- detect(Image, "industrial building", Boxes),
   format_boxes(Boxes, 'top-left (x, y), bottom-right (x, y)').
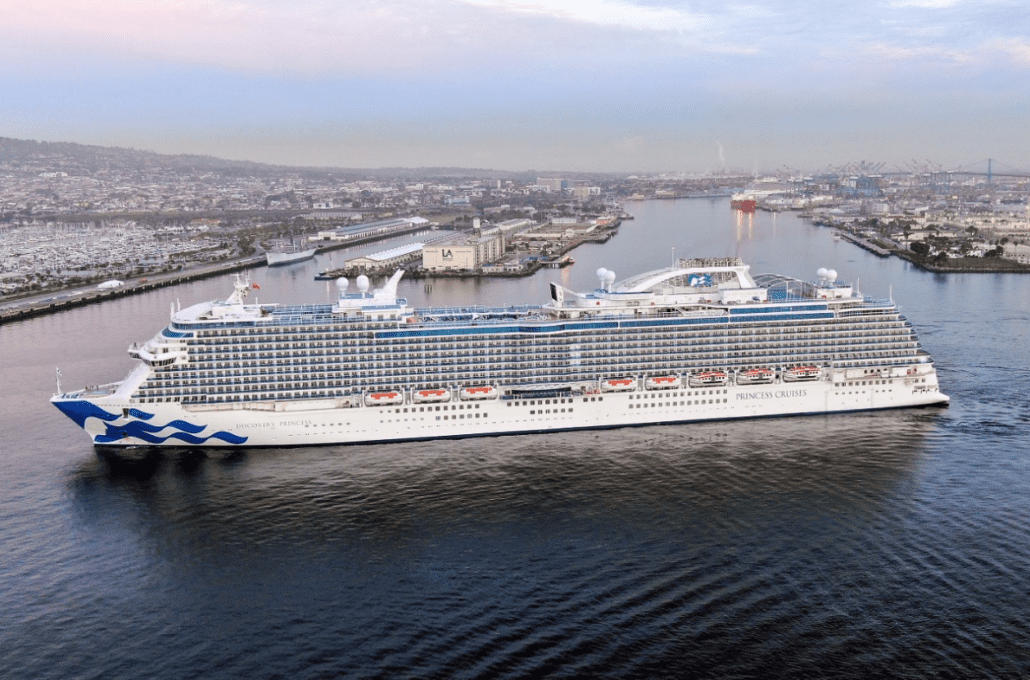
top-left (422, 232), bottom-right (505, 271)
top-left (345, 243), bottom-right (425, 270)
top-left (316, 216), bottom-right (429, 242)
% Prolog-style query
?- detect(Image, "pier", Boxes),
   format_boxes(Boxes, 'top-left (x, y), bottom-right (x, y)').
top-left (838, 232), bottom-right (892, 257)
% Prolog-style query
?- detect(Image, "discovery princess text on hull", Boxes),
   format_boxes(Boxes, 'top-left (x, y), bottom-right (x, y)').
top-left (52, 258), bottom-right (948, 447)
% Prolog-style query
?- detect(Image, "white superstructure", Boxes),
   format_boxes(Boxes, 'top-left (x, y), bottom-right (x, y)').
top-left (52, 258), bottom-right (948, 447)
top-left (266, 247), bottom-right (317, 266)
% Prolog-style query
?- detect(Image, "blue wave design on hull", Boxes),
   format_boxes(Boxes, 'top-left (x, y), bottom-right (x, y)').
top-left (54, 400), bottom-right (247, 446)
top-left (53, 400), bottom-right (120, 427)
top-left (163, 419), bottom-right (206, 434)
top-left (96, 423), bottom-right (248, 445)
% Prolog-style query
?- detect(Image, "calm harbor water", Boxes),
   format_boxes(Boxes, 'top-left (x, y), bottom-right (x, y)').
top-left (2, 200), bottom-right (1029, 678)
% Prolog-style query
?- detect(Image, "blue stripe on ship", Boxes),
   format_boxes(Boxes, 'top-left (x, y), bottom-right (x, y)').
top-left (96, 422), bottom-right (247, 445)
top-left (53, 400), bottom-right (247, 445)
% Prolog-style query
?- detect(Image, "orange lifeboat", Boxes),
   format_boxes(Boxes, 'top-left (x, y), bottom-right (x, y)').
top-left (644, 376), bottom-right (680, 390)
top-left (688, 371), bottom-right (728, 388)
top-left (601, 378), bottom-right (637, 392)
top-left (736, 368), bottom-right (774, 385)
top-left (412, 388), bottom-right (450, 403)
top-left (364, 391), bottom-right (403, 407)
top-left (782, 366), bottom-right (822, 382)
top-left (459, 385), bottom-right (498, 401)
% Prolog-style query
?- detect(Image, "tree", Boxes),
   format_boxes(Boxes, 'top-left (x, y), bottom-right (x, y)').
top-left (910, 242), bottom-right (930, 257)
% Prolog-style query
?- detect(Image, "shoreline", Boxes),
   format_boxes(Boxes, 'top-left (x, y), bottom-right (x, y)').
top-left (808, 217), bottom-right (1030, 274)
top-left (0, 256), bottom-right (265, 325)
top-left (0, 224), bottom-right (616, 325)
top-left (0, 224), bottom-right (435, 325)
top-left (314, 226), bottom-right (617, 281)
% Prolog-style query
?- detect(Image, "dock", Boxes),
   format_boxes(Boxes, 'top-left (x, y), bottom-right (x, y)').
top-left (839, 232), bottom-right (892, 257)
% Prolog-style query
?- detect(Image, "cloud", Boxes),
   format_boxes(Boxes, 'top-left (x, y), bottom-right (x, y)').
top-left (987, 37), bottom-right (1030, 66)
top-left (617, 135), bottom-right (646, 153)
top-left (866, 43), bottom-right (976, 64)
top-left (4, 1), bottom-right (505, 75)
top-left (460, 0), bottom-right (702, 33)
top-left (457, 0), bottom-right (760, 53)
top-left (867, 35), bottom-right (1030, 69)
top-left (3, 0), bottom-right (767, 77)
top-left (886, 0), bottom-right (966, 7)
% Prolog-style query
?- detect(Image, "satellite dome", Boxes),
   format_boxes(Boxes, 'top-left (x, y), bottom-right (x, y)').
top-left (336, 277), bottom-right (349, 293)
top-left (827, 269), bottom-right (838, 281)
top-left (596, 268), bottom-right (609, 280)
top-left (605, 270), bottom-right (616, 284)
top-left (817, 267), bottom-right (828, 279)
top-left (356, 275), bottom-right (370, 293)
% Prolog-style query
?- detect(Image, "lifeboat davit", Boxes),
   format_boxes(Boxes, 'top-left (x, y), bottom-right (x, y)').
top-left (688, 371), bottom-right (729, 388)
top-left (412, 388), bottom-right (450, 403)
top-left (459, 385), bottom-right (498, 401)
top-left (736, 368), bottom-right (774, 385)
top-left (644, 376), bottom-right (680, 390)
top-left (782, 366), bottom-right (822, 382)
top-left (601, 378), bottom-right (637, 392)
top-left (364, 391), bottom-right (403, 406)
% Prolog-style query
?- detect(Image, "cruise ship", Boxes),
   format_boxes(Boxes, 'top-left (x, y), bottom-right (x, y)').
top-left (52, 258), bottom-right (948, 448)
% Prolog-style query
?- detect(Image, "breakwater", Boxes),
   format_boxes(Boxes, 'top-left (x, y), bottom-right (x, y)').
top-left (0, 256), bottom-right (266, 325)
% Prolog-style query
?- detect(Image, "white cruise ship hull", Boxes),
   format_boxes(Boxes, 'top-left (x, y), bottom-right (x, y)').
top-left (52, 258), bottom-right (951, 449)
top-left (53, 372), bottom-right (947, 448)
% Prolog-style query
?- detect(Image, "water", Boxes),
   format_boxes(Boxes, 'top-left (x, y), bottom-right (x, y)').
top-left (2, 200), bottom-right (1029, 678)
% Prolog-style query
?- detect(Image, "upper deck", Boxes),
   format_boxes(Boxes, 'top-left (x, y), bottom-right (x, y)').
top-left (163, 259), bottom-right (883, 338)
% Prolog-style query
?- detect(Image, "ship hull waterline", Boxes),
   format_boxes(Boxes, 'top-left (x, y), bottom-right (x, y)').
top-left (53, 378), bottom-right (949, 449)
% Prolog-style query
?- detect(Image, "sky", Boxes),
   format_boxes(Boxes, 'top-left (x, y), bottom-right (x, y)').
top-left (2, 0), bottom-right (1029, 172)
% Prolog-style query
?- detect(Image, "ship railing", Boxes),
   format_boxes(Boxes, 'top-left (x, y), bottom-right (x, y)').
top-left (59, 381), bottom-right (122, 399)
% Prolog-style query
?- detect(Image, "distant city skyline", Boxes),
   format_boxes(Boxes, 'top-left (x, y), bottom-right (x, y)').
top-left (4, 0), bottom-right (1029, 172)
